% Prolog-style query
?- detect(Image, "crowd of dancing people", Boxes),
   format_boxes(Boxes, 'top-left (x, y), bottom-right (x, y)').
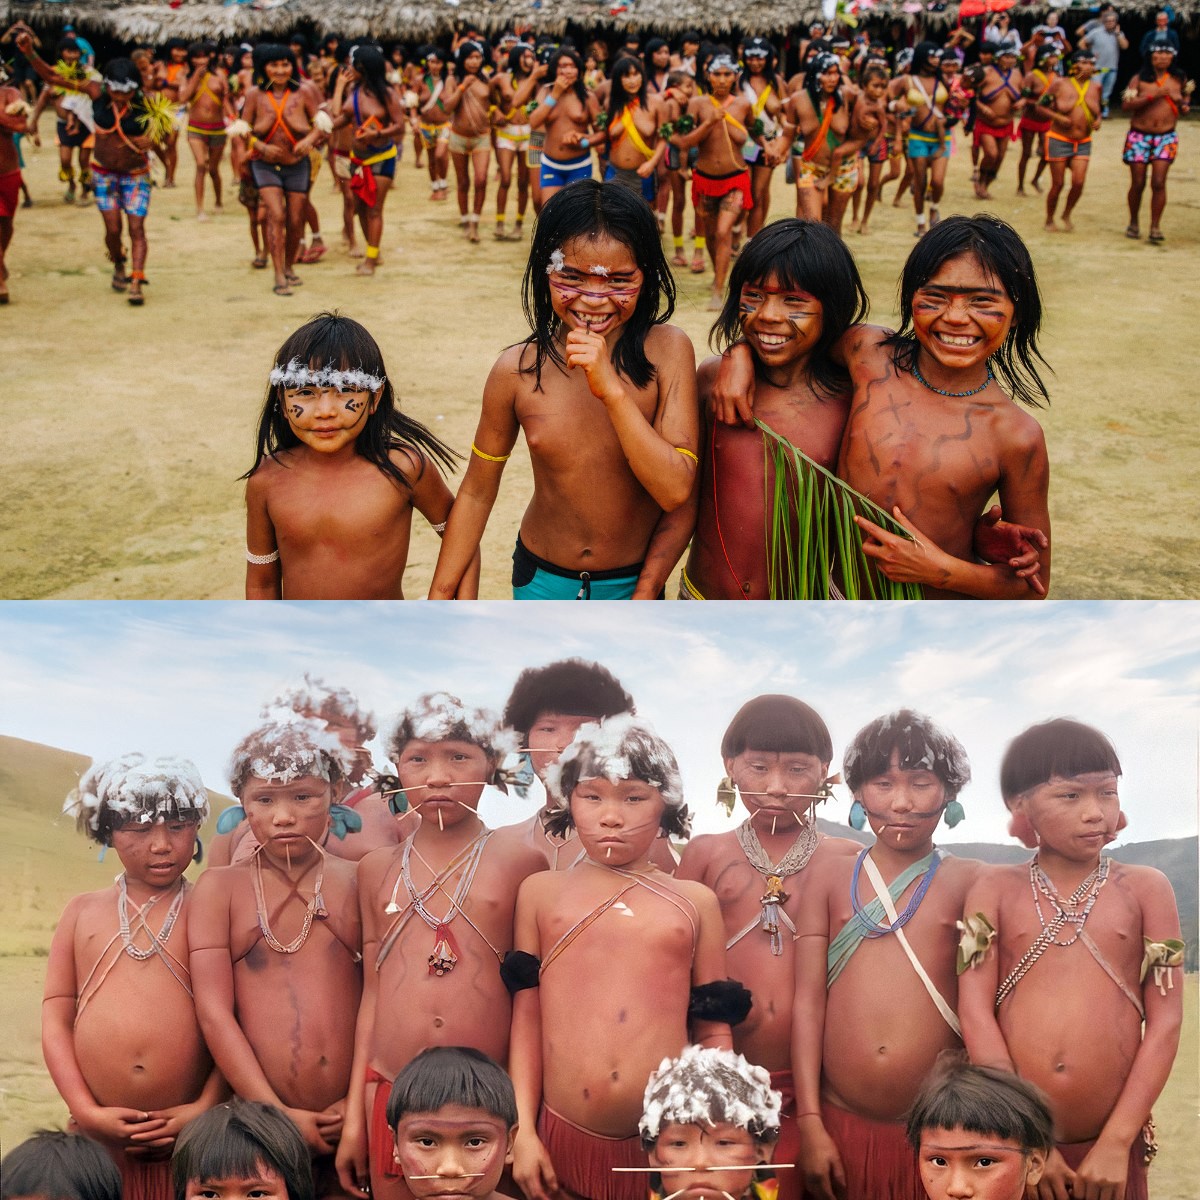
top-left (0, 8), bottom-right (1191, 305)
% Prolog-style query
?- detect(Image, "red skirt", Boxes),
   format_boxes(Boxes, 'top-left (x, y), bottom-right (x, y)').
top-left (691, 167), bottom-right (754, 211)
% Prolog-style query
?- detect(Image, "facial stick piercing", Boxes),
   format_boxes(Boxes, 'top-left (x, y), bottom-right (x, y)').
top-left (407, 1175), bottom-right (488, 1181)
top-left (438, 807), bottom-right (444, 832)
top-left (605, 846), bottom-right (613, 858)
top-left (285, 842), bottom-right (292, 871)
top-left (771, 815), bottom-right (777, 836)
top-left (610, 1166), bottom-right (797, 1174)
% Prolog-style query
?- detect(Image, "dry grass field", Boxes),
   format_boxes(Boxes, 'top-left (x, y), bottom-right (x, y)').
top-left (0, 734), bottom-right (1195, 1193)
top-left (1, 119), bottom-right (1199, 598)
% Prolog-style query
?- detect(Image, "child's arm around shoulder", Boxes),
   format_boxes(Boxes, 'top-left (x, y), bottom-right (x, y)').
top-left (674, 876), bottom-right (736, 1051)
top-left (245, 465), bottom-right (282, 600)
top-left (428, 345), bottom-right (523, 599)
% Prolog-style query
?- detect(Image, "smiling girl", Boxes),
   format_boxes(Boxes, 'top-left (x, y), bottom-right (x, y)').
top-left (430, 181), bottom-right (698, 599)
top-left (712, 215), bottom-right (1052, 599)
top-left (244, 312), bottom-right (469, 600)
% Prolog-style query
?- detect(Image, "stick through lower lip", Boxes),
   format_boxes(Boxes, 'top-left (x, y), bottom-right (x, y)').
top-left (610, 1166), bottom-right (796, 1173)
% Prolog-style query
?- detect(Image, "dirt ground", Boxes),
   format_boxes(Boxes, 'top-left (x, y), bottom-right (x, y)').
top-left (2, 118), bottom-right (1197, 599)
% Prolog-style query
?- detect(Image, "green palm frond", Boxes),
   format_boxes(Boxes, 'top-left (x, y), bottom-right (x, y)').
top-left (757, 418), bottom-right (924, 600)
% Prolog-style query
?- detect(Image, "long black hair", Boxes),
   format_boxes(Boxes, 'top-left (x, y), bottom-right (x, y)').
top-left (347, 42), bottom-right (390, 110)
top-left (521, 181), bottom-right (675, 391)
top-left (1138, 46), bottom-right (1185, 83)
top-left (508, 41), bottom-right (534, 79)
top-left (607, 55), bottom-right (648, 128)
top-left (885, 214), bottom-right (1051, 409)
top-left (711, 218), bottom-right (867, 400)
top-left (547, 47), bottom-right (588, 106)
top-left (253, 43), bottom-right (300, 90)
top-left (244, 311), bottom-right (460, 488)
top-left (805, 51), bottom-right (844, 114)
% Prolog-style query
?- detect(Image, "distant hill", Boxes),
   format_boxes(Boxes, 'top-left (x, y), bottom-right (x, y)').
top-left (2, 737), bottom-right (1195, 965)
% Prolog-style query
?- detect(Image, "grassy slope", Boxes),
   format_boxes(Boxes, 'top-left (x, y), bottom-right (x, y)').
top-left (2, 738), bottom-right (1195, 1195)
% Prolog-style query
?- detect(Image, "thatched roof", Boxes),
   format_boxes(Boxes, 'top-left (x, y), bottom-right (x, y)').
top-left (4, 1), bottom-right (1195, 46)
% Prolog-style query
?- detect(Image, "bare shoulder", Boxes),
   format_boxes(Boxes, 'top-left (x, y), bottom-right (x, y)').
top-left (646, 322), bottom-right (698, 363)
top-left (517, 865), bottom-right (562, 906)
top-left (663, 871), bottom-right (721, 911)
top-left (1109, 859), bottom-right (1176, 897)
top-left (994, 397), bottom-right (1048, 447)
top-left (938, 853), bottom-right (984, 887)
top-left (324, 852), bottom-right (359, 890)
top-left (819, 833), bottom-right (863, 859)
top-left (677, 831), bottom-right (734, 880)
top-left (386, 445), bottom-right (424, 487)
top-left (357, 843), bottom-right (400, 891)
top-left (489, 836), bottom-right (548, 882)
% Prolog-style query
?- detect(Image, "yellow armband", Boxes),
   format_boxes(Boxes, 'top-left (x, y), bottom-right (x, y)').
top-left (675, 446), bottom-right (699, 463)
top-left (471, 443), bottom-right (511, 463)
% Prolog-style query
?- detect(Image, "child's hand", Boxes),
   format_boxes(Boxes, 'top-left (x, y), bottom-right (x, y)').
top-left (286, 1107), bottom-right (338, 1155)
top-left (855, 507), bottom-right (954, 589)
top-left (335, 1124), bottom-right (371, 1199)
top-left (710, 342), bottom-right (757, 427)
top-left (972, 504), bottom-right (1047, 594)
top-left (797, 1115), bottom-right (847, 1200)
top-left (1072, 1138), bottom-right (1129, 1200)
top-left (1032, 1146), bottom-right (1076, 1200)
top-left (512, 1130), bottom-right (560, 1200)
top-left (75, 1105), bottom-right (169, 1149)
top-left (565, 328), bottom-right (622, 402)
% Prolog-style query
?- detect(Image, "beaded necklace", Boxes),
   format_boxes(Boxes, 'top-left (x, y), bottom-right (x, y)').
top-left (849, 846), bottom-right (942, 937)
top-left (726, 815), bottom-right (820, 954)
top-left (911, 361), bottom-right (993, 398)
top-left (252, 841), bottom-right (327, 955)
top-left (118, 873), bottom-right (188, 959)
top-left (995, 854), bottom-right (1110, 1007)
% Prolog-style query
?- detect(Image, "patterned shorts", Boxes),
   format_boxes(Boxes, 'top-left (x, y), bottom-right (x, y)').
top-left (1122, 129), bottom-right (1179, 165)
top-left (796, 155), bottom-right (859, 194)
top-left (93, 169), bottom-right (152, 217)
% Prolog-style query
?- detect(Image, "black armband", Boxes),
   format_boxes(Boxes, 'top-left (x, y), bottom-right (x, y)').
top-left (500, 949), bottom-right (542, 994)
top-left (688, 978), bottom-right (753, 1026)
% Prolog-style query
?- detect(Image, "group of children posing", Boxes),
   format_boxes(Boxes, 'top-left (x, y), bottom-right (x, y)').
top-left (19, 661), bottom-right (1183, 1200)
top-left (245, 185), bottom-right (1051, 601)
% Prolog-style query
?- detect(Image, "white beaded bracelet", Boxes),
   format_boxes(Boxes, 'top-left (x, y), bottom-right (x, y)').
top-left (246, 548), bottom-right (280, 565)
top-left (430, 520), bottom-right (447, 534)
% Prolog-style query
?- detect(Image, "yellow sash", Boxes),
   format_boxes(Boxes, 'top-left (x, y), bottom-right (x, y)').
top-left (1071, 78), bottom-right (1096, 132)
top-left (711, 94), bottom-right (747, 134)
top-left (751, 83), bottom-right (772, 120)
top-left (618, 105), bottom-right (655, 160)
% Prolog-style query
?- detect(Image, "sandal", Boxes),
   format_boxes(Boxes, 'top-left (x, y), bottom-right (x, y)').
top-left (251, 255), bottom-right (268, 269)
top-left (273, 283), bottom-right (293, 296)
top-left (285, 272), bottom-right (302, 286)
top-left (1124, 224), bottom-right (1140, 239)
top-left (1148, 230), bottom-right (1164, 244)
top-left (111, 272), bottom-right (130, 293)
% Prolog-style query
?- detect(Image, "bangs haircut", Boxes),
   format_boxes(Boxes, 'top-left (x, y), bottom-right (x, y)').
top-left (906, 1055), bottom-right (1053, 1154)
top-left (999, 719), bottom-right (1122, 805)
top-left (843, 709), bottom-right (971, 800)
top-left (710, 218), bottom-right (866, 400)
top-left (244, 311), bottom-right (459, 489)
top-left (253, 43), bottom-right (300, 89)
top-left (720, 694), bottom-right (833, 764)
top-left (608, 55), bottom-right (649, 125)
top-left (348, 43), bottom-right (390, 109)
top-left (508, 42), bottom-right (534, 76)
top-left (102, 59), bottom-right (142, 94)
top-left (386, 1046), bottom-right (517, 1130)
top-left (1, 1129), bottom-right (122, 1200)
top-left (172, 1101), bottom-right (313, 1200)
top-left (521, 180), bottom-right (675, 391)
top-left (885, 214), bottom-right (1051, 409)
top-left (503, 659), bottom-right (635, 740)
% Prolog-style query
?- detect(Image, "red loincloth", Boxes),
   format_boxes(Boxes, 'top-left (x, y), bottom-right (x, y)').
top-left (1056, 1136), bottom-right (1148, 1200)
top-left (367, 1065), bottom-right (402, 1179)
top-left (820, 1099), bottom-right (925, 1200)
top-left (537, 1104), bottom-right (647, 1200)
top-left (691, 167), bottom-right (754, 211)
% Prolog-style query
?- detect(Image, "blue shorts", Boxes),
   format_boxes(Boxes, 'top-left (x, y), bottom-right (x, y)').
top-left (539, 152), bottom-right (593, 190)
top-left (604, 162), bottom-right (656, 202)
top-left (907, 132), bottom-right (943, 159)
top-left (512, 535), bottom-right (641, 600)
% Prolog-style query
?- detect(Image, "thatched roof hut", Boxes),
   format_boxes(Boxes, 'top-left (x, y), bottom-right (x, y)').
top-left (4, 0), bottom-right (1194, 47)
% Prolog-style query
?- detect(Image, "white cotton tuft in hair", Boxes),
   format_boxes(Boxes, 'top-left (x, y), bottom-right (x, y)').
top-left (268, 358), bottom-right (385, 393)
top-left (639, 1045), bottom-right (782, 1146)
top-left (228, 715), bottom-right (355, 797)
top-left (547, 248), bottom-right (565, 275)
top-left (264, 673), bottom-right (376, 741)
top-left (64, 753), bottom-right (209, 836)
top-left (385, 692), bottom-right (514, 764)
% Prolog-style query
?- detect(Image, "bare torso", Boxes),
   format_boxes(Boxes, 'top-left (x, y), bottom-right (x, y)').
top-left (687, 356), bottom-right (850, 599)
top-left (819, 851), bottom-right (978, 1118)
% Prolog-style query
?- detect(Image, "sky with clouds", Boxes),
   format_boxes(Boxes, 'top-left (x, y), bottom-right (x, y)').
top-left (0, 601), bottom-right (1196, 846)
